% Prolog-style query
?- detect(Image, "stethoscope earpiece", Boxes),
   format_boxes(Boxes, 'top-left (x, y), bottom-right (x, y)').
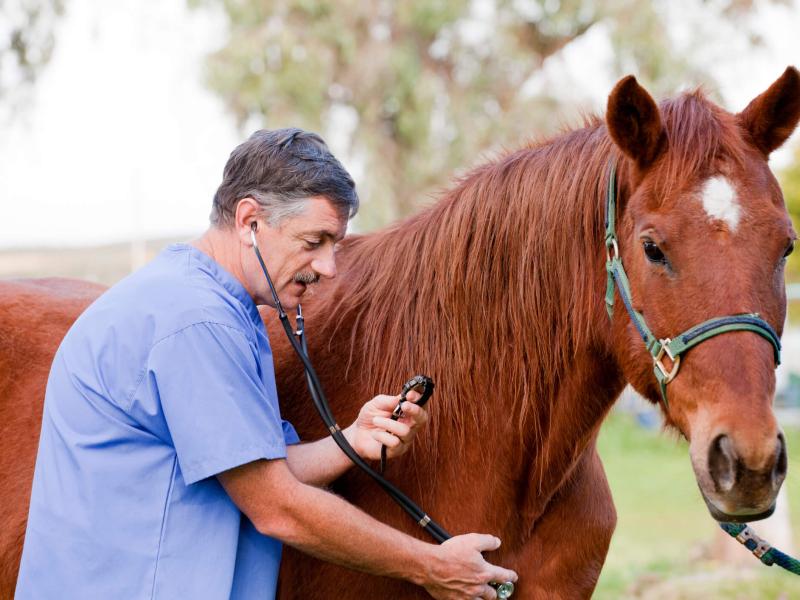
top-left (250, 222), bottom-right (258, 248)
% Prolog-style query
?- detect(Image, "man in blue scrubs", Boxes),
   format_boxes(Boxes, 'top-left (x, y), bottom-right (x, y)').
top-left (16, 129), bottom-right (517, 599)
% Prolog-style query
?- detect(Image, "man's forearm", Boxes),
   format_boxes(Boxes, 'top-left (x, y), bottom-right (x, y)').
top-left (219, 459), bottom-right (436, 586)
top-left (285, 425), bottom-right (359, 487)
top-left (276, 475), bottom-right (436, 583)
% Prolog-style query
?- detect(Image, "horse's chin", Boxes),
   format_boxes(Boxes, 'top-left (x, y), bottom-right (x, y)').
top-left (700, 493), bottom-right (776, 523)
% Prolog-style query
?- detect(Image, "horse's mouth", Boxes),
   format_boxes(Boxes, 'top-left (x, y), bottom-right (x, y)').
top-left (700, 493), bottom-right (776, 523)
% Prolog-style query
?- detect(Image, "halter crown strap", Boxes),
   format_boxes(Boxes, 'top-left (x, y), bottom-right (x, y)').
top-left (603, 163), bottom-right (781, 409)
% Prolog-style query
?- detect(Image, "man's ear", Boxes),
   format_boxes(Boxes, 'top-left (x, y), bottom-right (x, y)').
top-left (738, 66), bottom-right (800, 157)
top-left (234, 197), bottom-right (262, 245)
top-left (606, 75), bottom-right (667, 169)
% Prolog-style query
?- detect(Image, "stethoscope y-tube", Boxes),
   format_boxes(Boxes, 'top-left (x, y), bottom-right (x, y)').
top-left (250, 223), bottom-right (514, 598)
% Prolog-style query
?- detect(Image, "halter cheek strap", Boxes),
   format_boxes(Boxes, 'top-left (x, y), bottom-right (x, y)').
top-left (603, 164), bottom-right (782, 409)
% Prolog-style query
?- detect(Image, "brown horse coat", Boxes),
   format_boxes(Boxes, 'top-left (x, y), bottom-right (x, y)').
top-left (0, 279), bottom-right (104, 599)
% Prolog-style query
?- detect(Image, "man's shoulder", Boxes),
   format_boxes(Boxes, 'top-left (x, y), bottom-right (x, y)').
top-left (71, 245), bottom-right (257, 349)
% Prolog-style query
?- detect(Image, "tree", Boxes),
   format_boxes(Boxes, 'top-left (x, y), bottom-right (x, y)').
top-left (0, 0), bottom-right (65, 120)
top-left (194, 0), bottom-right (775, 229)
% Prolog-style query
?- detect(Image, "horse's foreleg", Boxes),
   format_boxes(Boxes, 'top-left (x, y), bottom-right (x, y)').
top-left (511, 444), bottom-right (616, 599)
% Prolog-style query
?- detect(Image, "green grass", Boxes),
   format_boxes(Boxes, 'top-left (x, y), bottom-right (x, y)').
top-left (594, 412), bottom-right (800, 599)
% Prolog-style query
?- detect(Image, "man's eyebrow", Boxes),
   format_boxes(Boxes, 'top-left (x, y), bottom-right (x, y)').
top-left (301, 229), bottom-right (345, 242)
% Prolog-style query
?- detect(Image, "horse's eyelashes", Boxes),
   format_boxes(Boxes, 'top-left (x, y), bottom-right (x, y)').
top-left (783, 240), bottom-right (795, 259)
top-left (643, 240), bottom-right (667, 264)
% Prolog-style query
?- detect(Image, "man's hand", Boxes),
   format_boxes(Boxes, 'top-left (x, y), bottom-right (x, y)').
top-left (345, 391), bottom-right (428, 461)
top-left (423, 534), bottom-right (519, 600)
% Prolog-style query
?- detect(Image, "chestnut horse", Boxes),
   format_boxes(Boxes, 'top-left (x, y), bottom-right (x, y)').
top-left (2, 69), bottom-right (799, 599)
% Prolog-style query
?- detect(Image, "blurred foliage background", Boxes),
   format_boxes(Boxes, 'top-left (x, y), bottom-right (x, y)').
top-left (5, 0), bottom-right (800, 235)
top-left (783, 143), bottom-right (800, 281)
top-left (190, 0), bottom-right (797, 228)
top-left (0, 0), bottom-right (65, 121)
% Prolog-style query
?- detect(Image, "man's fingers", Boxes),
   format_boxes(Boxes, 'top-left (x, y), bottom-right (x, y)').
top-left (488, 566), bottom-right (518, 587)
top-left (399, 401), bottom-right (421, 415)
top-left (404, 389), bottom-right (422, 404)
top-left (372, 431), bottom-right (402, 448)
top-left (369, 394), bottom-right (402, 411)
top-left (479, 585), bottom-right (498, 600)
top-left (368, 390), bottom-right (428, 419)
top-left (397, 401), bottom-right (427, 421)
top-left (470, 534), bottom-right (502, 553)
top-left (373, 416), bottom-right (411, 439)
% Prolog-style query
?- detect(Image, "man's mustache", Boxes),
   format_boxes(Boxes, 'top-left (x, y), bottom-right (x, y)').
top-left (293, 272), bottom-right (320, 285)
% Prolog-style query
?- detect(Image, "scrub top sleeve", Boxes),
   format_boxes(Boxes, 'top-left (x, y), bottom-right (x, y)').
top-left (282, 420), bottom-right (301, 445)
top-left (147, 322), bottom-right (289, 485)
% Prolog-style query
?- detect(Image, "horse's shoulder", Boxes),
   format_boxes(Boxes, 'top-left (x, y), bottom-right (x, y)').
top-left (0, 276), bottom-right (105, 298)
top-left (0, 278), bottom-right (105, 343)
top-left (0, 277), bottom-right (105, 307)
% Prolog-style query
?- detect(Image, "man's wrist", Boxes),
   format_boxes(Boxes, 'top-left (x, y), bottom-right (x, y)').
top-left (341, 422), bottom-right (357, 452)
top-left (389, 538), bottom-right (439, 586)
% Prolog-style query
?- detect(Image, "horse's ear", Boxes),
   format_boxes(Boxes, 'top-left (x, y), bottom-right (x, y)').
top-left (606, 75), bottom-right (666, 169)
top-left (738, 66), bottom-right (800, 156)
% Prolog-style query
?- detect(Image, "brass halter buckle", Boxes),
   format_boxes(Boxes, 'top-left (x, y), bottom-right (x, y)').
top-left (654, 338), bottom-right (681, 383)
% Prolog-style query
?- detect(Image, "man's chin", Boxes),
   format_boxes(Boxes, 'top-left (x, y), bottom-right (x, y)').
top-left (280, 290), bottom-right (306, 311)
top-left (276, 297), bottom-right (300, 311)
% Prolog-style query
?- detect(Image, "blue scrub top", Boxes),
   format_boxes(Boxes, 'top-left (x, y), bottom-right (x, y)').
top-left (16, 244), bottom-right (300, 600)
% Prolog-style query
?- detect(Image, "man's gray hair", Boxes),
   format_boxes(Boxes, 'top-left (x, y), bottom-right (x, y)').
top-left (211, 128), bottom-right (359, 227)
top-left (245, 190), bottom-right (310, 227)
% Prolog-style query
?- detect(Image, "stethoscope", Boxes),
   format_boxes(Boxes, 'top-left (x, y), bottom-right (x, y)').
top-left (250, 222), bottom-right (514, 599)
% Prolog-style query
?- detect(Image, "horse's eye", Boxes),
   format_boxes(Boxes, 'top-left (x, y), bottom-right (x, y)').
top-left (784, 240), bottom-right (795, 259)
top-left (643, 240), bottom-right (666, 264)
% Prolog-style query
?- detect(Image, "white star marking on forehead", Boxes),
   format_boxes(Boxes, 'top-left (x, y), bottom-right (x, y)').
top-left (700, 176), bottom-right (741, 232)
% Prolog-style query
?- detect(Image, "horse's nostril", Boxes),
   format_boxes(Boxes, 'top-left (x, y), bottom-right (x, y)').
top-left (708, 434), bottom-right (737, 493)
top-left (774, 433), bottom-right (788, 487)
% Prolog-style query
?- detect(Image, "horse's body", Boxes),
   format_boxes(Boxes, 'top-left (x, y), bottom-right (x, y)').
top-left (2, 70), bottom-right (799, 599)
top-left (0, 279), bottom-right (104, 599)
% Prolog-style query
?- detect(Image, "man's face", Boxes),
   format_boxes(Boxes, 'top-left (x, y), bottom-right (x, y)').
top-left (250, 196), bottom-right (347, 309)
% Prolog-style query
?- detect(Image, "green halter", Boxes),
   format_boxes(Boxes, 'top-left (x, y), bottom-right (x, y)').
top-left (603, 164), bottom-right (782, 409)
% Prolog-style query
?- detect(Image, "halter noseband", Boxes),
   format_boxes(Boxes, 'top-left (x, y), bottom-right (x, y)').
top-left (603, 164), bottom-right (782, 409)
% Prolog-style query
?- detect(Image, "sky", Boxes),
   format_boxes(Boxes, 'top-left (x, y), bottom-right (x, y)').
top-left (1, 0), bottom-right (800, 248)
top-left (0, 0), bottom-right (238, 248)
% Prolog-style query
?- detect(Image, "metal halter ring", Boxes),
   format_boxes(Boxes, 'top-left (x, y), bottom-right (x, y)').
top-left (654, 338), bottom-right (681, 383)
top-left (605, 238), bottom-right (619, 262)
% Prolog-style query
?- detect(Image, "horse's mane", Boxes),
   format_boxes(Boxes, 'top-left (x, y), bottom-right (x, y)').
top-left (315, 89), bottom-right (749, 456)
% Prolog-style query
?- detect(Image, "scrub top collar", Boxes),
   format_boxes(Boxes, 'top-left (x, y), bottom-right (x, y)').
top-left (168, 243), bottom-right (264, 327)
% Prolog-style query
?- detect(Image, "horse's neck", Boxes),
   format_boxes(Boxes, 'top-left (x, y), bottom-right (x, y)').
top-left (523, 344), bottom-right (625, 513)
top-left (312, 127), bottom-right (624, 507)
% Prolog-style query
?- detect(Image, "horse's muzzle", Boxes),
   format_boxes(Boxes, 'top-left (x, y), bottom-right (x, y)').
top-left (696, 432), bottom-right (787, 523)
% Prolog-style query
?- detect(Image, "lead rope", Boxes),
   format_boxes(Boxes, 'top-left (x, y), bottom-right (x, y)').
top-left (251, 227), bottom-right (515, 598)
top-left (719, 523), bottom-right (800, 575)
top-left (603, 165), bottom-right (799, 578)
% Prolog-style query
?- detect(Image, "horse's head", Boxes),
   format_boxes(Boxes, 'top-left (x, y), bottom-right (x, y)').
top-left (606, 67), bottom-right (800, 522)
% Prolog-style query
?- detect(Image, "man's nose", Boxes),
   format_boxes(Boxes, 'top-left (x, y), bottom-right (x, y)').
top-left (312, 252), bottom-right (337, 279)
